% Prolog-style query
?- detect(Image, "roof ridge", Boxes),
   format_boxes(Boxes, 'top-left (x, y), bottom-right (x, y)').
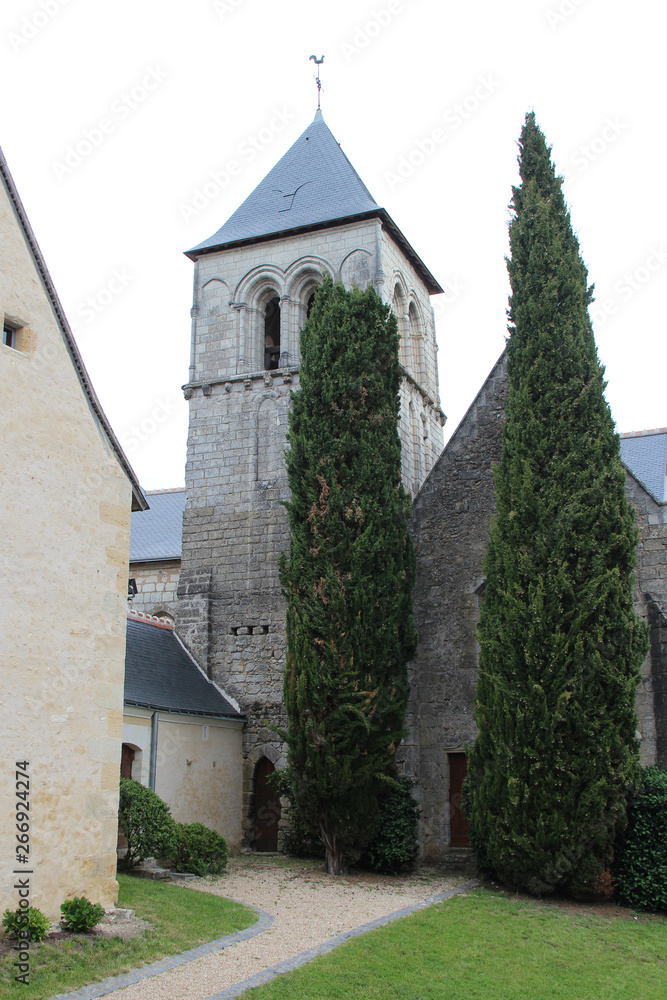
top-left (620, 427), bottom-right (667, 438)
top-left (145, 487), bottom-right (186, 495)
top-left (127, 609), bottom-right (174, 630)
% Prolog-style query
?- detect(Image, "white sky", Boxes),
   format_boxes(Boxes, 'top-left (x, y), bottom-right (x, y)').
top-left (1, 0), bottom-right (664, 489)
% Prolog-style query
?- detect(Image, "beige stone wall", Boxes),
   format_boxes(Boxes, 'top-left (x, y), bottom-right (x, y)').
top-left (122, 710), bottom-right (244, 851)
top-left (0, 180), bottom-right (132, 918)
top-left (129, 560), bottom-right (181, 617)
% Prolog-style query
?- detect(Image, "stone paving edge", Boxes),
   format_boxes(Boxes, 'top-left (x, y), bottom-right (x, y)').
top-left (48, 902), bottom-right (274, 1000)
top-left (205, 878), bottom-right (480, 1000)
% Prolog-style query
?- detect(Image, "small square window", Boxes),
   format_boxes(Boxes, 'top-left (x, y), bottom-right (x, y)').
top-left (2, 324), bottom-right (17, 349)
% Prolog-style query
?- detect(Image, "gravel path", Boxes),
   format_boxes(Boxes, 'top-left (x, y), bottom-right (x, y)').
top-left (103, 857), bottom-right (468, 1000)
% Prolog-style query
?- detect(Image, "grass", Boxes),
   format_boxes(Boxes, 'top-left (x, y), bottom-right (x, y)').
top-left (243, 888), bottom-right (667, 1000)
top-left (0, 873), bottom-right (256, 999)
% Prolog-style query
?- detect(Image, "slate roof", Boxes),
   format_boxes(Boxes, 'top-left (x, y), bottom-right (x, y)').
top-left (124, 614), bottom-right (243, 719)
top-left (130, 488), bottom-right (185, 562)
top-left (186, 111), bottom-right (442, 294)
top-left (620, 429), bottom-right (667, 503)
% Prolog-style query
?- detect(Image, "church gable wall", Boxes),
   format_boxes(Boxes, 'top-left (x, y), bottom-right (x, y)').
top-left (0, 178), bottom-right (132, 917)
top-left (405, 354), bottom-right (508, 859)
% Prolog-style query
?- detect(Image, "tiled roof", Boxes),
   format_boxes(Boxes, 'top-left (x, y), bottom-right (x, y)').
top-left (130, 488), bottom-right (185, 562)
top-left (620, 428), bottom-right (667, 503)
top-left (124, 612), bottom-right (243, 719)
top-left (186, 112), bottom-right (442, 294)
top-left (189, 111), bottom-right (378, 253)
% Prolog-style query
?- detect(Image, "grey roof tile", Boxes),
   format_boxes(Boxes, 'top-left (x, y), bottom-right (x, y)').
top-left (130, 488), bottom-right (185, 562)
top-left (620, 430), bottom-right (667, 503)
top-left (186, 112), bottom-right (442, 294)
top-left (124, 615), bottom-right (243, 719)
top-left (189, 111), bottom-right (379, 253)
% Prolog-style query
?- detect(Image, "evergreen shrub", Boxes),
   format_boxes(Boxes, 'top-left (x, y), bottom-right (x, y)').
top-left (362, 778), bottom-right (419, 874)
top-left (1, 906), bottom-right (50, 941)
top-left (173, 822), bottom-right (229, 876)
top-left (60, 897), bottom-right (105, 932)
top-left (117, 778), bottom-right (177, 870)
top-left (614, 766), bottom-right (667, 912)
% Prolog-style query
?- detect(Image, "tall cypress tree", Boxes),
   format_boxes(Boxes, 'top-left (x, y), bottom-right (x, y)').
top-left (279, 275), bottom-right (416, 876)
top-left (466, 113), bottom-right (648, 896)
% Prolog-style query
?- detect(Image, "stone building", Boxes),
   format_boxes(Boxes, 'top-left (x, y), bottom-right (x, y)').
top-left (406, 357), bottom-right (667, 860)
top-left (0, 147), bottom-right (146, 918)
top-left (177, 110), bottom-right (445, 848)
top-left (129, 488), bottom-right (185, 619)
top-left (122, 609), bottom-right (245, 851)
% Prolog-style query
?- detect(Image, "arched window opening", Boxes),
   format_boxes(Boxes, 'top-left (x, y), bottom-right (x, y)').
top-left (306, 292), bottom-right (316, 319)
top-left (393, 284), bottom-right (407, 367)
top-left (264, 296), bottom-right (281, 370)
top-left (408, 302), bottom-right (423, 383)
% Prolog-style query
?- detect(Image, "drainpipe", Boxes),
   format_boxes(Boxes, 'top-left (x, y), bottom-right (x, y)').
top-left (149, 711), bottom-right (159, 790)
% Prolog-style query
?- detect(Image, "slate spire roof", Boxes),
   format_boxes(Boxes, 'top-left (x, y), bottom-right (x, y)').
top-left (186, 111), bottom-right (442, 294)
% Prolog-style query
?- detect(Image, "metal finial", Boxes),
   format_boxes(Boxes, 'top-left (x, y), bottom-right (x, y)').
top-left (309, 55), bottom-right (324, 110)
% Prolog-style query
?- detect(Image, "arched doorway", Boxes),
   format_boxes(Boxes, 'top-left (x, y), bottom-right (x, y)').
top-left (253, 757), bottom-right (281, 851)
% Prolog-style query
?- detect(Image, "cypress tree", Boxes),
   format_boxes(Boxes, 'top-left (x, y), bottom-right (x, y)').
top-left (279, 275), bottom-right (416, 876)
top-left (466, 113), bottom-right (649, 896)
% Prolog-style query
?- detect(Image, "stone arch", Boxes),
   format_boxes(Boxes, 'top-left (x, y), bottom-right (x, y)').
top-left (339, 248), bottom-right (373, 290)
top-left (392, 277), bottom-right (410, 369)
top-left (250, 756), bottom-right (282, 851)
top-left (255, 393), bottom-right (285, 482)
top-left (234, 267), bottom-right (286, 371)
top-left (200, 277), bottom-right (230, 316)
top-left (408, 299), bottom-right (425, 384)
top-left (286, 256), bottom-right (333, 337)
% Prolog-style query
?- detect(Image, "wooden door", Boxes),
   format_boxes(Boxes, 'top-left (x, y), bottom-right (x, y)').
top-left (448, 753), bottom-right (469, 847)
top-left (120, 744), bottom-right (135, 780)
top-left (253, 757), bottom-right (281, 851)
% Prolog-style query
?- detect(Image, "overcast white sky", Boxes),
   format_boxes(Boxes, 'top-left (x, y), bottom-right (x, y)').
top-left (1, 0), bottom-right (664, 489)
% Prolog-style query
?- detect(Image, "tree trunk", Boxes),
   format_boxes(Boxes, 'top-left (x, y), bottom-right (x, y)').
top-left (321, 821), bottom-right (347, 875)
top-left (325, 844), bottom-right (347, 876)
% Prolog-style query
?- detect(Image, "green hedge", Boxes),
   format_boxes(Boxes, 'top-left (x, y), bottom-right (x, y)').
top-left (614, 766), bottom-right (667, 912)
top-left (173, 822), bottom-right (229, 876)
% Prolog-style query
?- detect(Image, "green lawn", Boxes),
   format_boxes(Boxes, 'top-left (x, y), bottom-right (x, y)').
top-left (244, 889), bottom-right (667, 1000)
top-left (0, 874), bottom-right (256, 999)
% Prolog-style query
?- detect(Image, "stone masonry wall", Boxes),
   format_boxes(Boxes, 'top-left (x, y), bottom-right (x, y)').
top-left (129, 559), bottom-right (180, 617)
top-left (405, 352), bottom-right (665, 859)
top-left (404, 354), bottom-right (508, 859)
top-left (179, 216), bottom-right (444, 849)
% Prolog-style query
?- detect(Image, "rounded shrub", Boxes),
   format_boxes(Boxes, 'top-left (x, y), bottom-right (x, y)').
top-left (2, 906), bottom-right (50, 942)
top-left (613, 766), bottom-right (667, 912)
top-left (362, 778), bottom-right (419, 874)
top-left (60, 897), bottom-right (105, 933)
top-left (118, 778), bottom-right (177, 870)
top-left (173, 822), bottom-right (229, 876)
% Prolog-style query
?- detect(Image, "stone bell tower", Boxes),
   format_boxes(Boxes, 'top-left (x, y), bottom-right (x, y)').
top-left (177, 110), bottom-right (445, 848)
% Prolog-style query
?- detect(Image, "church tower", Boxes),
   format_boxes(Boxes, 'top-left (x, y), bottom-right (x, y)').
top-left (177, 111), bottom-right (445, 848)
